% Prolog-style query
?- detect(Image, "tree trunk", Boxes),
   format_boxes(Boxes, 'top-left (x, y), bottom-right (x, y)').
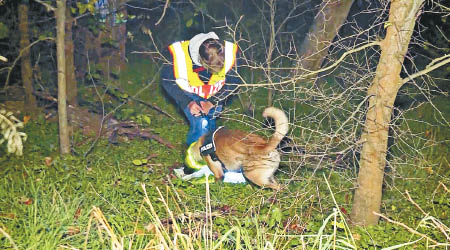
top-left (56, 0), bottom-right (70, 155)
top-left (18, 0), bottom-right (37, 112)
top-left (297, 0), bottom-right (354, 77)
top-left (65, 4), bottom-right (77, 106)
top-left (350, 0), bottom-right (425, 226)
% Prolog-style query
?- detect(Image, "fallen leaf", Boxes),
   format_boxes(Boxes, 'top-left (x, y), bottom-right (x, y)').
top-left (66, 226), bottom-right (80, 236)
top-left (23, 115), bottom-right (31, 124)
top-left (0, 213), bottom-right (16, 219)
top-left (288, 223), bottom-right (305, 233)
top-left (145, 223), bottom-right (157, 233)
top-left (74, 207), bottom-right (82, 220)
top-left (44, 157), bottom-right (53, 166)
top-left (147, 153), bottom-right (159, 159)
top-left (19, 197), bottom-right (33, 205)
top-left (132, 159), bottom-right (143, 166)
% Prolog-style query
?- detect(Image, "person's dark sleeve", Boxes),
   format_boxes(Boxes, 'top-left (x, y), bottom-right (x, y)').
top-left (207, 55), bottom-right (243, 106)
top-left (160, 64), bottom-right (193, 108)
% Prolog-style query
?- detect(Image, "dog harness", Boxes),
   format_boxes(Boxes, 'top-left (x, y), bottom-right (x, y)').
top-left (184, 126), bottom-right (223, 171)
top-left (186, 126), bottom-right (242, 174)
top-left (200, 127), bottom-right (243, 174)
top-left (199, 126), bottom-right (223, 161)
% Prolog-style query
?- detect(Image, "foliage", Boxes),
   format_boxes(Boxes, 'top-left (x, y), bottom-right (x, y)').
top-left (0, 22), bottom-right (8, 39)
top-left (0, 93), bottom-right (448, 248)
top-left (0, 0), bottom-right (449, 248)
top-left (0, 109), bottom-right (27, 156)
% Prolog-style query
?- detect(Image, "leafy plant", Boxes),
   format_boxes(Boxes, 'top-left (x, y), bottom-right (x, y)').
top-left (0, 22), bottom-right (8, 39)
top-left (0, 109), bottom-right (27, 156)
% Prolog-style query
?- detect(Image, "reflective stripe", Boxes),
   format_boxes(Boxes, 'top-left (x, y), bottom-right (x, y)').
top-left (224, 41), bottom-right (237, 72)
top-left (185, 142), bottom-right (207, 170)
top-left (170, 42), bottom-right (189, 82)
top-left (169, 40), bottom-right (238, 98)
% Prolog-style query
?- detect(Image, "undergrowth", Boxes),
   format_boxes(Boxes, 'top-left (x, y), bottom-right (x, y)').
top-left (0, 62), bottom-right (449, 249)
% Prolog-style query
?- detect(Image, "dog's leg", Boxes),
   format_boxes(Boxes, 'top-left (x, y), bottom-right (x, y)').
top-left (243, 167), bottom-right (280, 190)
top-left (204, 156), bottom-right (224, 182)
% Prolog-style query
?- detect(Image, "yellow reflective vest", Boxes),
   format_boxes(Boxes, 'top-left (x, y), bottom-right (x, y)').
top-left (168, 40), bottom-right (238, 99)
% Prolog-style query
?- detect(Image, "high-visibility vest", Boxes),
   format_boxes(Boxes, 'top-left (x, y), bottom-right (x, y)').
top-left (168, 40), bottom-right (238, 99)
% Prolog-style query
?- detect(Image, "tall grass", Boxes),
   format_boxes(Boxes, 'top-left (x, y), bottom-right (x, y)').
top-left (83, 175), bottom-right (357, 250)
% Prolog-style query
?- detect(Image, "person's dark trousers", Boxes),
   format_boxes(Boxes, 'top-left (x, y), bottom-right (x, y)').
top-left (182, 94), bottom-right (223, 145)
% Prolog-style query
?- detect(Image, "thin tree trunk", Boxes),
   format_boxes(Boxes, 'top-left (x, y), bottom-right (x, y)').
top-left (65, 4), bottom-right (77, 106)
top-left (56, 0), bottom-right (70, 155)
top-left (350, 0), bottom-right (425, 226)
top-left (297, 0), bottom-right (354, 77)
top-left (18, 0), bottom-right (37, 111)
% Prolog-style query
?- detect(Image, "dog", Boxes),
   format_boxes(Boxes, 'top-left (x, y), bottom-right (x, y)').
top-left (189, 107), bottom-right (289, 190)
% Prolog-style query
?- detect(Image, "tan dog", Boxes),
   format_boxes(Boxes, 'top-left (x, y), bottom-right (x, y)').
top-left (190, 107), bottom-right (289, 189)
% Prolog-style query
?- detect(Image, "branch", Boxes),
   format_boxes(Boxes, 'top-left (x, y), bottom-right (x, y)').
top-left (438, 181), bottom-right (450, 194)
top-left (34, 0), bottom-right (56, 12)
top-left (114, 126), bottom-right (176, 149)
top-left (301, 41), bottom-right (382, 79)
top-left (405, 190), bottom-right (426, 215)
top-left (3, 37), bottom-right (54, 90)
top-left (374, 212), bottom-right (439, 245)
top-left (400, 54), bottom-right (450, 86)
top-left (246, 41), bottom-right (381, 87)
top-left (188, 0), bottom-right (217, 22)
top-left (0, 226), bottom-right (18, 250)
top-left (103, 84), bottom-right (176, 120)
top-left (155, 0), bottom-right (170, 25)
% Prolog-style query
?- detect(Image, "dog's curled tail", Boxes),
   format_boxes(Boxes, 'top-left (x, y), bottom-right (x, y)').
top-left (262, 107), bottom-right (289, 152)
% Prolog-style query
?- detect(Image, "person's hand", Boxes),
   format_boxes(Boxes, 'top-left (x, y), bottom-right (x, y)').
top-left (200, 101), bottom-right (214, 115)
top-left (188, 101), bottom-right (203, 117)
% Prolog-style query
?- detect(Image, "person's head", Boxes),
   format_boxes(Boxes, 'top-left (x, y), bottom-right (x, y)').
top-left (199, 39), bottom-right (225, 73)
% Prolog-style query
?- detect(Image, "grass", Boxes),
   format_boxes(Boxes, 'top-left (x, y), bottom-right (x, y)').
top-left (1, 110), bottom-right (448, 249)
top-left (1, 64), bottom-right (449, 249)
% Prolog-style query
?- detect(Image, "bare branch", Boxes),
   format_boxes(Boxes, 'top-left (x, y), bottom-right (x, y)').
top-left (400, 54), bottom-right (450, 86)
top-left (34, 0), bottom-right (56, 12)
top-left (245, 41), bottom-right (381, 87)
top-left (155, 0), bottom-right (169, 25)
top-left (374, 212), bottom-right (439, 245)
top-left (3, 37), bottom-right (54, 90)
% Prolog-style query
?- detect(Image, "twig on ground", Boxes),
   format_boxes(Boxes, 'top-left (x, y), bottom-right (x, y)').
top-left (438, 182), bottom-right (449, 194)
top-left (104, 84), bottom-right (176, 120)
top-left (0, 226), bottom-right (19, 250)
top-left (91, 206), bottom-right (123, 250)
top-left (374, 212), bottom-right (439, 245)
top-left (405, 190), bottom-right (426, 215)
